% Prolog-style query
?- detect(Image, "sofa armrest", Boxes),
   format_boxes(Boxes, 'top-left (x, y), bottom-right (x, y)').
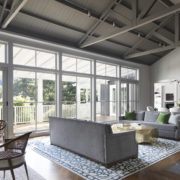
top-left (175, 120), bottom-right (180, 140)
top-left (105, 131), bottom-right (138, 164)
top-left (176, 120), bottom-right (180, 127)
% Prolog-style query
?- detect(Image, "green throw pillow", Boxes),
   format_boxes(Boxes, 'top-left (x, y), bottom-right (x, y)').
top-left (124, 112), bottom-right (135, 120)
top-left (156, 113), bottom-right (170, 124)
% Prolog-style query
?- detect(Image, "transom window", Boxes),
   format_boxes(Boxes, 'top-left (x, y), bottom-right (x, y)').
top-left (13, 45), bottom-right (56, 69)
top-left (96, 62), bottom-right (117, 77)
top-left (62, 55), bottom-right (91, 74)
top-left (121, 67), bottom-right (138, 80)
top-left (0, 42), bottom-right (6, 63)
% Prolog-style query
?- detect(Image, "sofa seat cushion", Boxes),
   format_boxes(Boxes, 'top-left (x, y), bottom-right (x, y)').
top-left (144, 111), bottom-right (159, 122)
top-left (119, 120), bottom-right (177, 131)
top-left (138, 121), bottom-right (177, 132)
top-left (120, 120), bottom-right (143, 124)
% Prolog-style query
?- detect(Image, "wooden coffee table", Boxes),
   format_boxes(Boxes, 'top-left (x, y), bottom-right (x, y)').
top-left (112, 123), bottom-right (159, 144)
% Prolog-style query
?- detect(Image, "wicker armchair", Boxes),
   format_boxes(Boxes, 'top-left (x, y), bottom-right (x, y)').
top-left (0, 132), bottom-right (32, 180)
top-left (0, 120), bottom-right (6, 144)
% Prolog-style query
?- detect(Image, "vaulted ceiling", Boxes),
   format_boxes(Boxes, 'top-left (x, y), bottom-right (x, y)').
top-left (0, 0), bottom-right (180, 65)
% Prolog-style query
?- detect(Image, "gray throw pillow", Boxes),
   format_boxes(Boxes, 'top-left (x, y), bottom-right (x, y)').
top-left (169, 113), bottom-right (180, 125)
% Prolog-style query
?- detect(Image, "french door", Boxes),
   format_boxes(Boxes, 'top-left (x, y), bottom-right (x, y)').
top-left (0, 68), bottom-right (8, 138)
top-left (13, 70), bottom-right (56, 134)
top-left (120, 82), bottom-right (138, 115)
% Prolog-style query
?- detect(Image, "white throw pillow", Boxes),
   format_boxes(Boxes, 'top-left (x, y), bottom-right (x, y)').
top-left (169, 114), bottom-right (180, 125)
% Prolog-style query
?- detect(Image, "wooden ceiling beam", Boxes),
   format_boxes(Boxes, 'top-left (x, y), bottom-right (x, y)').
top-left (78, 0), bottom-right (122, 45)
top-left (152, 31), bottom-right (174, 45)
top-left (126, 43), bottom-right (179, 59)
top-left (0, 0), bottom-right (8, 24)
top-left (123, 16), bottom-right (172, 57)
top-left (2, 0), bottom-right (28, 29)
top-left (80, 3), bottom-right (180, 48)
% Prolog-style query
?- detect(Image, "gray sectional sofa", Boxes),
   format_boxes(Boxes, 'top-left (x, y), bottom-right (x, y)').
top-left (50, 117), bottom-right (138, 167)
top-left (119, 111), bottom-right (180, 140)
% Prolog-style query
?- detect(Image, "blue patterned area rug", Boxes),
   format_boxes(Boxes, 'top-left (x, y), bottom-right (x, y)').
top-left (29, 137), bottom-right (180, 180)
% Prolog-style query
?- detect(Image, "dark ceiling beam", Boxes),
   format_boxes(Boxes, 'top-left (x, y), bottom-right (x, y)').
top-left (0, 0), bottom-right (8, 24)
top-left (132, 0), bottom-right (138, 24)
top-left (110, 10), bottom-right (131, 25)
top-left (2, 0), bottom-right (28, 29)
top-left (175, 12), bottom-right (180, 42)
top-left (138, 0), bottom-right (157, 20)
top-left (118, 0), bottom-right (174, 38)
top-left (81, 3), bottom-right (180, 48)
top-left (78, 0), bottom-right (122, 45)
top-left (158, 0), bottom-right (174, 7)
top-left (120, 0), bottom-right (174, 37)
top-left (126, 43), bottom-right (179, 59)
top-left (55, 0), bottom-right (163, 50)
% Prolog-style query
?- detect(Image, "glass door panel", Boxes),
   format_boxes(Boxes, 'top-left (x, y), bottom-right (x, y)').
top-left (62, 75), bottom-right (77, 118)
top-left (121, 83), bottom-right (127, 115)
top-left (0, 71), bottom-right (3, 120)
top-left (62, 75), bottom-right (91, 120)
top-left (129, 83), bottom-right (137, 112)
top-left (13, 71), bottom-right (36, 133)
top-left (96, 79), bottom-right (117, 122)
top-left (0, 69), bottom-right (8, 142)
top-left (37, 73), bottom-right (56, 131)
top-left (77, 77), bottom-right (91, 120)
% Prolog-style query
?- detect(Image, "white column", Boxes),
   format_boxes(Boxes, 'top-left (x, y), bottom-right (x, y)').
top-left (7, 41), bottom-right (14, 138)
top-left (77, 83), bottom-right (80, 119)
top-left (175, 81), bottom-right (179, 107)
top-left (37, 78), bottom-right (43, 122)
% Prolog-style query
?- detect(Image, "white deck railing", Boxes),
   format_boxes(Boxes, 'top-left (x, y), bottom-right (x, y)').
top-left (14, 105), bottom-right (56, 125)
top-left (0, 103), bottom-right (86, 124)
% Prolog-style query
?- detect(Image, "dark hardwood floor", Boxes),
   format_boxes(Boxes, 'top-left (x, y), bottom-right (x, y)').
top-left (26, 145), bottom-right (180, 180)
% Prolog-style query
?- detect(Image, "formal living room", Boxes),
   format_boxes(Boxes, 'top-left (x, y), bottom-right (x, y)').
top-left (1, 0), bottom-right (180, 179)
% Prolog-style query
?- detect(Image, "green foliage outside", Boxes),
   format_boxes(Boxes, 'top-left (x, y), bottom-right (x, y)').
top-left (13, 78), bottom-right (36, 101)
top-left (62, 82), bottom-right (76, 104)
top-left (43, 80), bottom-right (55, 105)
top-left (13, 78), bottom-right (89, 106)
top-left (13, 78), bottom-right (55, 105)
top-left (14, 96), bottom-right (32, 106)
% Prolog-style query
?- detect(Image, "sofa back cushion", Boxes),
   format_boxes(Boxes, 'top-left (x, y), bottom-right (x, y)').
top-left (135, 111), bottom-right (145, 121)
top-left (144, 111), bottom-right (159, 122)
top-left (169, 113), bottom-right (180, 125)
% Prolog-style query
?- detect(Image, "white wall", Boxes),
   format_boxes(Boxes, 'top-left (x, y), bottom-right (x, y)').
top-left (139, 65), bottom-right (151, 110)
top-left (151, 47), bottom-right (180, 105)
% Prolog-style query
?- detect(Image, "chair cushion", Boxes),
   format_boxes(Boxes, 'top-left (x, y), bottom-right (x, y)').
top-left (144, 111), bottom-right (159, 122)
top-left (0, 154), bottom-right (25, 169)
top-left (156, 113), bottom-right (170, 124)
